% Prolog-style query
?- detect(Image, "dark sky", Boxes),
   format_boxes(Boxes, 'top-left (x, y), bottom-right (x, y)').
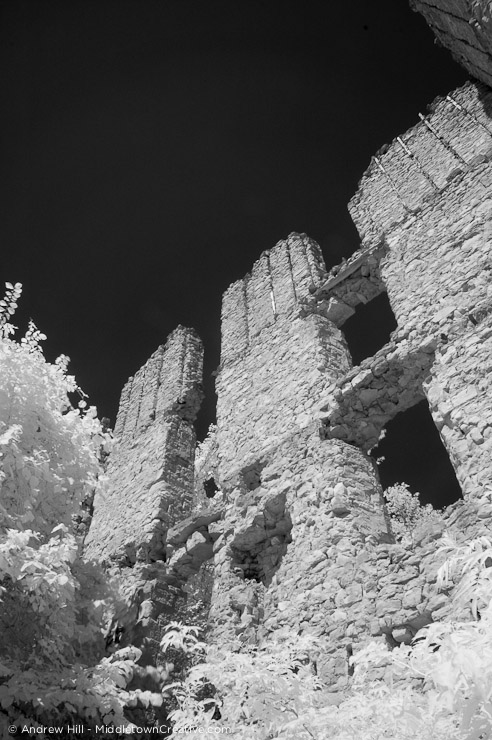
top-left (0, 0), bottom-right (468, 472)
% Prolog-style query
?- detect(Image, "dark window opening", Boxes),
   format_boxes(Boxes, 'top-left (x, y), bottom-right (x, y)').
top-left (232, 548), bottom-right (264, 583)
top-left (240, 462), bottom-right (265, 492)
top-left (346, 644), bottom-right (354, 676)
top-left (371, 400), bottom-right (463, 509)
top-left (342, 292), bottom-right (397, 365)
top-left (203, 477), bottom-right (219, 499)
top-left (231, 530), bottom-right (292, 585)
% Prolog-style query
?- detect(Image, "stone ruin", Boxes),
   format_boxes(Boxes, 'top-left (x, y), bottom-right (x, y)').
top-left (84, 6), bottom-right (492, 699)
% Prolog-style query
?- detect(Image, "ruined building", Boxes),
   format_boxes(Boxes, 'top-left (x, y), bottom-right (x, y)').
top-left (84, 9), bottom-right (492, 698)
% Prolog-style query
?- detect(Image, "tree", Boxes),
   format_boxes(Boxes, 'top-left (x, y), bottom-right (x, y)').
top-left (0, 283), bottom-right (155, 735)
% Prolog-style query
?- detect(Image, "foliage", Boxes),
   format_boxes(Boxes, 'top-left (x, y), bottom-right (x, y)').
top-left (384, 482), bottom-right (443, 543)
top-left (162, 628), bottom-right (325, 738)
top-left (0, 282), bottom-right (22, 330)
top-left (161, 534), bottom-right (492, 740)
top-left (0, 282), bottom-right (155, 734)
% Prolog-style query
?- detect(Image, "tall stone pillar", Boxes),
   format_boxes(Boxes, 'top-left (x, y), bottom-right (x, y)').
top-left (84, 325), bottom-right (203, 664)
top-left (211, 233), bottom-right (390, 690)
top-left (216, 232), bottom-right (351, 481)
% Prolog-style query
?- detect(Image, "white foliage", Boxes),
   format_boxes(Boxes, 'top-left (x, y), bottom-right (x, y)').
top-left (162, 536), bottom-right (492, 740)
top-left (385, 482), bottom-right (443, 543)
top-left (0, 284), bottom-right (141, 730)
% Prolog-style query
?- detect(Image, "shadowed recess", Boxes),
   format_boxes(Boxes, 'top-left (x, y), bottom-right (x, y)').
top-left (342, 293), bottom-right (397, 365)
top-left (372, 400), bottom-right (463, 509)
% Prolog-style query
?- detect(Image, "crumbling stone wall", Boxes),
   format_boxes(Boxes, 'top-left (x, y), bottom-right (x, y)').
top-left (208, 235), bottom-right (401, 689)
top-left (345, 81), bottom-right (492, 513)
top-left (85, 326), bottom-right (203, 566)
top-left (216, 233), bottom-right (352, 482)
top-left (205, 80), bottom-right (492, 693)
top-left (320, 335), bottom-right (435, 451)
top-left (425, 316), bottom-right (492, 506)
top-left (294, 79), bottom-right (491, 681)
top-left (349, 82), bottom-right (492, 247)
top-left (410, 0), bottom-right (492, 88)
top-left (209, 426), bottom-right (392, 689)
top-left (83, 70), bottom-right (492, 706)
top-left (84, 326), bottom-right (204, 667)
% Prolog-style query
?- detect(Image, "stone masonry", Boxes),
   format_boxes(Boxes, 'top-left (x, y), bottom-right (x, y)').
top-left (84, 326), bottom-right (205, 665)
top-left (84, 17), bottom-right (492, 702)
top-left (411, 0), bottom-right (492, 88)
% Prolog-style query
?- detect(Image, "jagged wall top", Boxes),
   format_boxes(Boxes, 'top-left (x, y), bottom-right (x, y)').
top-left (220, 232), bottom-right (327, 366)
top-left (349, 82), bottom-right (492, 246)
top-left (85, 325), bottom-right (203, 565)
top-left (113, 325), bottom-right (203, 444)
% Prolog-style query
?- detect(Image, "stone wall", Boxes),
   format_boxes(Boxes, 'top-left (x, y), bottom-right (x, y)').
top-left (343, 81), bottom-right (492, 516)
top-left (204, 80), bottom-right (492, 694)
top-left (349, 82), bottom-right (492, 247)
top-left (425, 315), bottom-right (492, 506)
top-left (85, 326), bottom-right (203, 566)
top-left (216, 232), bottom-right (352, 483)
top-left (209, 236), bottom-right (399, 688)
top-left (410, 0), bottom-right (492, 87)
top-left (83, 326), bottom-right (204, 668)
top-left (208, 426), bottom-right (391, 689)
top-left (82, 74), bottom-right (492, 706)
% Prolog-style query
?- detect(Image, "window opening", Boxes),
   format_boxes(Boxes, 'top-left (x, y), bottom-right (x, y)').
top-left (372, 400), bottom-right (462, 509)
top-left (343, 292), bottom-right (397, 365)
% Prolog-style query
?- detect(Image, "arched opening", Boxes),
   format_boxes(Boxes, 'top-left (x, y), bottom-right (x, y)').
top-left (372, 400), bottom-right (462, 508)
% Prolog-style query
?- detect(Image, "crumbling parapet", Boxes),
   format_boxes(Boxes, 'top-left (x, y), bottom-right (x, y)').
top-left (85, 326), bottom-right (203, 566)
top-left (216, 233), bottom-right (352, 483)
top-left (349, 82), bottom-right (492, 247)
top-left (219, 232), bottom-right (327, 367)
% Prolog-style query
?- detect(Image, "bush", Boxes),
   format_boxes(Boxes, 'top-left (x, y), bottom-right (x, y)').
top-left (0, 283), bottom-right (153, 735)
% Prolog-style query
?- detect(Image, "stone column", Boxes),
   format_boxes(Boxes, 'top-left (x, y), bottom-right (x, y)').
top-left (84, 325), bottom-right (203, 662)
top-left (211, 233), bottom-right (391, 691)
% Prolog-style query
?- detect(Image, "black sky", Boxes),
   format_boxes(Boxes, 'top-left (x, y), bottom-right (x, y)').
top-left (0, 0), bottom-right (468, 461)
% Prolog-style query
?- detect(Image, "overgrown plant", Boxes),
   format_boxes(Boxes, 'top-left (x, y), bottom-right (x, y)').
top-left (385, 482), bottom-right (443, 543)
top-left (0, 283), bottom-right (156, 734)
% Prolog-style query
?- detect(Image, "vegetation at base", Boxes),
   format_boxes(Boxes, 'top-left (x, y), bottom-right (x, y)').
top-left (162, 537), bottom-right (492, 739)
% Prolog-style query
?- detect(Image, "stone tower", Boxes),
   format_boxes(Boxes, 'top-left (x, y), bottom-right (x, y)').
top-left (84, 325), bottom-right (204, 663)
top-left (208, 233), bottom-right (391, 689)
